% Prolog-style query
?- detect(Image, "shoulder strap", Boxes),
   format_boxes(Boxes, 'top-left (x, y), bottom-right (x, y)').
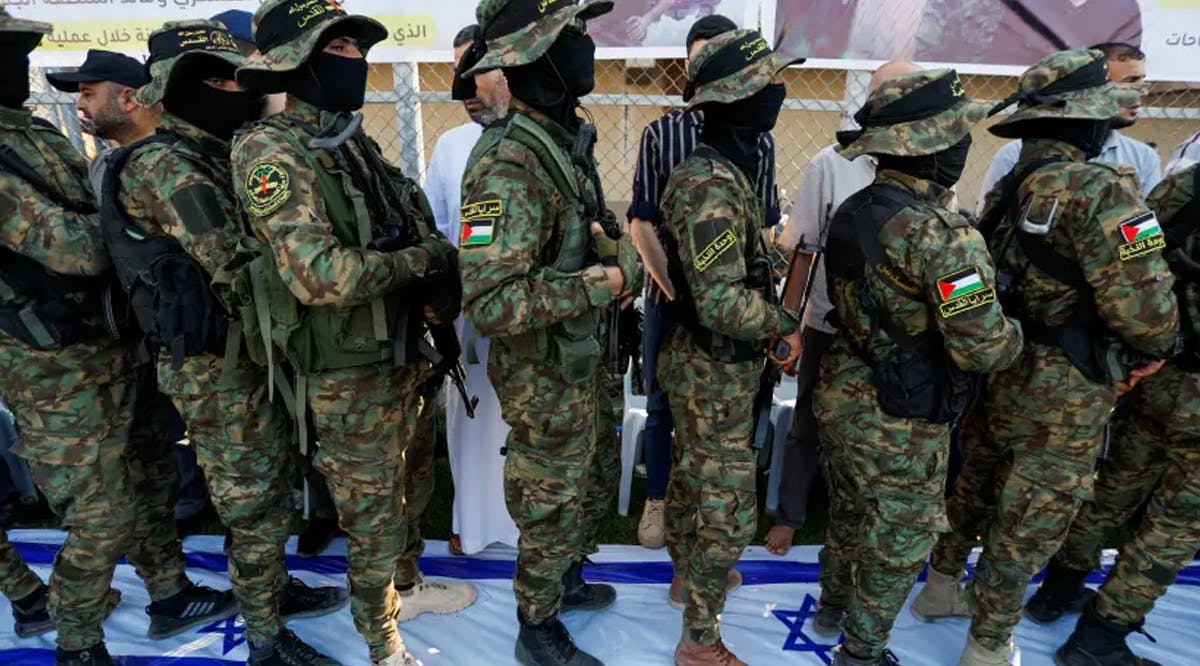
top-left (1007, 157), bottom-right (1089, 290)
top-left (101, 130), bottom-right (182, 232)
top-left (505, 113), bottom-right (579, 200)
top-left (857, 183), bottom-right (923, 299)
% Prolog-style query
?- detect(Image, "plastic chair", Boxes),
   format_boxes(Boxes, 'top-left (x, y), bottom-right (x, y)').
top-left (618, 360), bottom-right (649, 517)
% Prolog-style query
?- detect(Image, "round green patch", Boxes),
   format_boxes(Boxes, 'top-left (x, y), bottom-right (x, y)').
top-left (244, 162), bottom-right (291, 217)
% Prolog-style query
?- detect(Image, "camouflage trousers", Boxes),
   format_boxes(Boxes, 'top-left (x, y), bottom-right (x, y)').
top-left (816, 392), bottom-right (856, 617)
top-left (490, 348), bottom-right (607, 623)
top-left (0, 529), bottom-right (43, 602)
top-left (307, 362), bottom-right (424, 661)
top-left (159, 355), bottom-right (292, 646)
top-left (813, 345), bottom-right (951, 658)
top-left (929, 397), bottom-right (1010, 577)
top-left (12, 362), bottom-right (189, 650)
top-left (659, 331), bottom-right (759, 645)
top-left (966, 371), bottom-right (1107, 651)
top-left (395, 399), bottom-right (437, 589)
top-left (1053, 363), bottom-right (1200, 626)
top-left (579, 368), bottom-right (622, 558)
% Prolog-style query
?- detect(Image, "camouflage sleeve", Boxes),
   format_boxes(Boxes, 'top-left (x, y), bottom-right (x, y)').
top-left (459, 141), bottom-right (614, 338)
top-left (0, 172), bottom-right (108, 275)
top-left (903, 209), bottom-right (1023, 373)
top-left (120, 148), bottom-right (240, 278)
top-left (231, 129), bottom-right (430, 309)
top-left (1071, 167), bottom-right (1179, 357)
top-left (669, 176), bottom-right (798, 340)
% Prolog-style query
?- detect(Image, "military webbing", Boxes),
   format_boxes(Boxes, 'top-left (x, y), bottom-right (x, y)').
top-left (505, 114), bottom-right (580, 201)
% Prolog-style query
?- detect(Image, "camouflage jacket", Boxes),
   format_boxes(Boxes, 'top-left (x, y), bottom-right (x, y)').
top-left (1147, 163), bottom-right (1200, 366)
top-left (829, 169), bottom-right (1023, 374)
top-left (0, 106), bottom-right (130, 402)
top-left (983, 139), bottom-right (1178, 360)
top-left (119, 114), bottom-right (242, 282)
top-left (459, 100), bottom-right (615, 340)
top-left (231, 97), bottom-right (434, 310)
top-left (660, 147), bottom-right (799, 343)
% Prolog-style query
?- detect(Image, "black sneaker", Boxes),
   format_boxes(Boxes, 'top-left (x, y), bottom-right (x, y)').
top-left (296, 518), bottom-right (339, 558)
top-left (55, 644), bottom-right (116, 666)
top-left (560, 559), bottom-right (615, 613)
top-left (515, 613), bottom-right (602, 666)
top-left (145, 582), bottom-right (239, 640)
top-left (11, 584), bottom-right (52, 638)
top-left (280, 576), bottom-right (349, 621)
top-left (248, 629), bottom-right (342, 666)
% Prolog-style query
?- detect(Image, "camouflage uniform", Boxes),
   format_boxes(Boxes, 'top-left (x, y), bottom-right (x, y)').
top-left (818, 69), bottom-right (1023, 661)
top-left (395, 402), bottom-right (436, 589)
top-left (233, 3), bottom-right (455, 661)
top-left (458, 0), bottom-right (627, 640)
top-left (656, 31), bottom-right (802, 652)
top-left (964, 50), bottom-right (1179, 657)
top-left (0, 11), bottom-right (198, 653)
top-left (110, 21), bottom-right (295, 648)
top-left (0, 531), bottom-right (42, 603)
top-left (1053, 164), bottom-right (1200, 628)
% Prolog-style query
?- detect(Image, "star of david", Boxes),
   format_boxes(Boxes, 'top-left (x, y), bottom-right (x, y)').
top-left (197, 615), bottom-right (246, 655)
top-left (773, 593), bottom-right (841, 664)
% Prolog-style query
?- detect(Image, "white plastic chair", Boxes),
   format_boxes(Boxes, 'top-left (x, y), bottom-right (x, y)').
top-left (618, 360), bottom-right (648, 516)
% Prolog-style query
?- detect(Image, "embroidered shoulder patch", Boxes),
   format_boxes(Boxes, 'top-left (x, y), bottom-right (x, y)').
top-left (936, 266), bottom-right (995, 319)
top-left (1116, 211), bottom-right (1165, 261)
top-left (460, 199), bottom-right (502, 247)
top-left (694, 228), bottom-right (737, 272)
top-left (243, 162), bottom-right (291, 217)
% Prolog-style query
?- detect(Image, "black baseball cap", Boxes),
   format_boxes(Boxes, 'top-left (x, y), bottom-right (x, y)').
top-left (46, 49), bottom-right (149, 92)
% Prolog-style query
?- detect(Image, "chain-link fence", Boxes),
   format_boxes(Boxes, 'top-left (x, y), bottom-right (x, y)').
top-left (29, 59), bottom-right (1200, 219)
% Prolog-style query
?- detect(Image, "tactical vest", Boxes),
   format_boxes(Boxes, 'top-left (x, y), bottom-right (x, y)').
top-left (100, 131), bottom-right (231, 368)
top-left (230, 115), bottom-right (398, 378)
top-left (483, 112), bottom-right (605, 384)
top-left (662, 145), bottom-right (774, 363)
top-left (824, 183), bottom-right (978, 423)
top-left (0, 134), bottom-right (114, 350)
top-left (987, 157), bottom-right (1118, 384)
top-left (1162, 166), bottom-right (1200, 372)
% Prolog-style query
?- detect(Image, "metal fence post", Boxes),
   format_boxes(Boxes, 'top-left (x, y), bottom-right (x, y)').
top-left (391, 62), bottom-right (425, 181)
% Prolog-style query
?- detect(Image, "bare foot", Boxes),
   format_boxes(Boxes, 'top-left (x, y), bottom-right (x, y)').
top-left (764, 524), bottom-right (794, 556)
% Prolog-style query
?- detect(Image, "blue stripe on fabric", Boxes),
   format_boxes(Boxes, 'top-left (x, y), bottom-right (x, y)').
top-left (12, 541), bottom-right (1200, 587)
top-left (0, 648), bottom-right (238, 665)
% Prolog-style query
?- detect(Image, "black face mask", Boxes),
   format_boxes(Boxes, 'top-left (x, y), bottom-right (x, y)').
top-left (288, 51), bottom-right (369, 113)
top-left (165, 60), bottom-right (262, 140)
top-left (0, 42), bottom-right (32, 109)
top-left (1001, 118), bottom-right (1111, 160)
top-left (502, 26), bottom-right (595, 132)
top-left (877, 134), bottom-right (973, 188)
top-left (701, 83), bottom-right (786, 173)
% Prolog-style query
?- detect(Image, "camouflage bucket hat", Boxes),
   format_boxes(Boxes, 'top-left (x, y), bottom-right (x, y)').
top-left (463, 0), bottom-right (614, 76)
top-left (136, 20), bottom-right (247, 106)
top-left (684, 29), bottom-right (804, 107)
top-left (989, 49), bottom-right (1139, 139)
top-left (836, 69), bottom-right (989, 159)
top-left (0, 5), bottom-right (52, 53)
top-left (236, 0), bottom-right (387, 94)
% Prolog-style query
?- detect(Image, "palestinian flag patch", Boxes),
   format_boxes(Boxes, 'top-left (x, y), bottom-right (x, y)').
top-left (1117, 211), bottom-right (1166, 261)
top-left (936, 266), bottom-right (996, 319)
top-left (461, 218), bottom-right (494, 247)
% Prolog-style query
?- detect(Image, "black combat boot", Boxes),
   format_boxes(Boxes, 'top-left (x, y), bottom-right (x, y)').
top-left (145, 582), bottom-right (238, 639)
top-left (247, 629), bottom-right (342, 666)
top-left (279, 576), bottom-right (349, 621)
top-left (1055, 599), bottom-right (1163, 666)
top-left (831, 646), bottom-right (902, 665)
top-left (515, 612), bottom-right (603, 666)
top-left (296, 517), bottom-right (339, 558)
top-left (1025, 559), bottom-right (1096, 624)
top-left (55, 644), bottom-right (116, 666)
top-left (560, 558), bottom-right (615, 612)
top-left (11, 583), bottom-right (52, 638)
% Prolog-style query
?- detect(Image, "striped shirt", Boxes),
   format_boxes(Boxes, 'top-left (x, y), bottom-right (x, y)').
top-left (627, 108), bottom-right (779, 227)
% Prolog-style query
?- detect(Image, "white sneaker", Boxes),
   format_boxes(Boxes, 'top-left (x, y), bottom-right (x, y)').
top-left (638, 499), bottom-right (666, 549)
top-left (398, 575), bottom-right (477, 622)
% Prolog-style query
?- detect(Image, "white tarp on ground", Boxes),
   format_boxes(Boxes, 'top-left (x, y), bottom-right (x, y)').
top-left (1, 530), bottom-right (1197, 666)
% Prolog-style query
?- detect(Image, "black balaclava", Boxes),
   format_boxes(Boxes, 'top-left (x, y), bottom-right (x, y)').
top-left (164, 58), bottom-right (263, 140)
top-left (288, 49), bottom-right (369, 113)
top-left (1016, 118), bottom-right (1111, 159)
top-left (502, 24), bottom-right (595, 132)
top-left (701, 82), bottom-right (786, 173)
top-left (877, 134), bottom-right (973, 189)
top-left (0, 38), bottom-right (35, 109)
